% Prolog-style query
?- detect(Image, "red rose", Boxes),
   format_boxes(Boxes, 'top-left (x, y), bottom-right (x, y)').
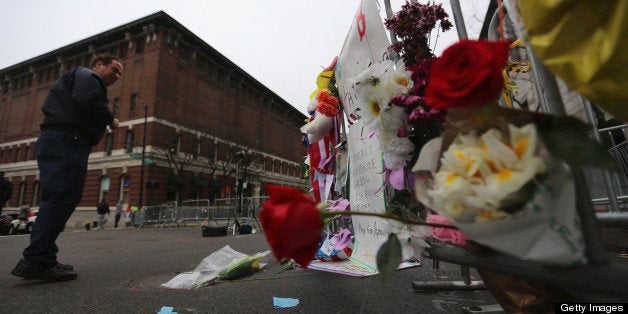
top-left (425, 40), bottom-right (510, 110)
top-left (259, 185), bottom-right (323, 267)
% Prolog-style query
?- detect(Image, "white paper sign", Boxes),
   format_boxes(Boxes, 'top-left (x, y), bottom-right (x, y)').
top-left (347, 120), bottom-right (388, 270)
top-left (336, 0), bottom-right (391, 119)
top-left (335, 0), bottom-right (395, 272)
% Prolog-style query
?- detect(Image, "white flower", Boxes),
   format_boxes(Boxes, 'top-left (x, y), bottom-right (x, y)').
top-left (383, 60), bottom-right (413, 97)
top-left (382, 136), bottom-right (414, 170)
top-left (380, 106), bottom-right (406, 134)
top-left (351, 60), bottom-right (406, 130)
top-left (349, 60), bottom-right (416, 171)
top-left (424, 123), bottom-right (547, 222)
top-left (359, 95), bottom-right (384, 131)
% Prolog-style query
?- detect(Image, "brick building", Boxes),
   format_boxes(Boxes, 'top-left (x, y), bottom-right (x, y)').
top-left (0, 11), bottom-right (308, 224)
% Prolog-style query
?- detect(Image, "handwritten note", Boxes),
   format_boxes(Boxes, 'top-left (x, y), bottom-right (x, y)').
top-left (348, 120), bottom-right (388, 270)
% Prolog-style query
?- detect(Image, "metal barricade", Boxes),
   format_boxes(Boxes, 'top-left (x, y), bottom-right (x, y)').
top-left (176, 199), bottom-right (211, 227)
top-left (589, 123), bottom-right (628, 216)
top-left (136, 202), bottom-right (176, 228)
top-left (134, 197), bottom-right (269, 232)
top-left (209, 198), bottom-right (237, 221)
top-left (241, 196), bottom-right (268, 221)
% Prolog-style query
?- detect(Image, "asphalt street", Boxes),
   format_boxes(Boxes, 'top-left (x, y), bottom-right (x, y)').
top-left (1, 227), bottom-right (498, 313)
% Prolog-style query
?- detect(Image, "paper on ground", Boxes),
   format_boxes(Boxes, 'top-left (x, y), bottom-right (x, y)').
top-left (273, 297), bottom-right (299, 309)
top-left (308, 259), bottom-right (421, 277)
top-left (161, 245), bottom-right (269, 289)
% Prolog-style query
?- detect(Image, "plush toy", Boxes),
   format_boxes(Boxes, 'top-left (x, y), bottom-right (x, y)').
top-left (300, 57), bottom-right (340, 143)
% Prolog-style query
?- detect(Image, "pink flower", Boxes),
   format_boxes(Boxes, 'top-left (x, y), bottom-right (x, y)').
top-left (427, 214), bottom-right (474, 249)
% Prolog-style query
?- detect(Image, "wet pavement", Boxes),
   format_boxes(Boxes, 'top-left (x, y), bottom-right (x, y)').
top-left (0, 227), bottom-right (498, 313)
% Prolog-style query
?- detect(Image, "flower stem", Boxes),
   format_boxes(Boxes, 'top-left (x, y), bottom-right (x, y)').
top-left (320, 210), bottom-right (458, 229)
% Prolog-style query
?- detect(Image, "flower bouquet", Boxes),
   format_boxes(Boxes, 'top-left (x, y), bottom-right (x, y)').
top-left (412, 38), bottom-right (617, 266)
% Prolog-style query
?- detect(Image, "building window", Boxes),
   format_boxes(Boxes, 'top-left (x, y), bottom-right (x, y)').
top-left (167, 188), bottom-right (177, 204)
top-left (106, 133), bottom-right (114, 156)
top-left (170, 133), bottom-right (181, 154)
top-left (118, 43), bottom-right (128, 59)
top-left (125, 130), bottom-right (134, 153)
top-left (130, 93), bottom-right (138, 113)
top-left (109, 45), bottom-right (118, 56)
top-left (112, 97), bottom-right (120, 115)
top-left (188, 188), bottom-right (199, 201)
top-left (99, 177), bottom-right (110, 202)
top-left (192, 138), bottom-right (200, 159)
top-left (18, 181), bottom-right (26, 206)
top-left (32, 181), bottom-right (40, 206)
top-left (179, 46), bottom-right (189, 63)
top-left (135, 37), bottom-right (145, 53)
top-left (45, 67), bottom-right (52, 81)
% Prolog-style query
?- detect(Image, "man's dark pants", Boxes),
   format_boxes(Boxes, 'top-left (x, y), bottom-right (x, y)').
top-left (23, 130), bottom-right (89, 267)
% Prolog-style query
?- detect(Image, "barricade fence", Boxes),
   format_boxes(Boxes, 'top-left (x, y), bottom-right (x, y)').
top-left (590, 123), bottom-right (628, 214)
top-left (135, 197), bottom-right (268, 231)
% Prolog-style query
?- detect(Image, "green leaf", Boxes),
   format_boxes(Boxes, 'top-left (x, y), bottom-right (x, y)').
top-left (376, 233), bottom-right (402, 278)
top-left (538, 116), bottom-right (618, 170)
top-left (386, 189), bottom-right (420, 217)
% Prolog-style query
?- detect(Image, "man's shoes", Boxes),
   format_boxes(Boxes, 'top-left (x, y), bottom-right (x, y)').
top-left (56, 262), bottom-right (74, 271)
top-left (11, 259), bottom-right (77, 282)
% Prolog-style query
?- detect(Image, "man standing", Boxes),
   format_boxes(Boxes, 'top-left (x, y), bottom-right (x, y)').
top-left (114, 200), bottom-right (123, 229)
top-left (96, 198), bottom-right (110, 230)
top-left (0, 171), bottom-right (12, 216)
top-left (11, 53), bottom-right (122, 282)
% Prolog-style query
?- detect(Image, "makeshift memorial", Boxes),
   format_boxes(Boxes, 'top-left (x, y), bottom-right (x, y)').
top-left (264, 1), bottom-right (459, 274)
top-left (261, 0), bottom-right (618, 277)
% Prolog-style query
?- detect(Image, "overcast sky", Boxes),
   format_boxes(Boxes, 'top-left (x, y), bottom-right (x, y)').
top-left (0, 0), bottom-right (489, 115)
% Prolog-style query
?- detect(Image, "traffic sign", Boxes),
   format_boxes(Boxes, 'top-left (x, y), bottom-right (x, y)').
top-left (143, 159), bottom-right (155, 165)
top-left (129, 153), bottom-right (143, 159)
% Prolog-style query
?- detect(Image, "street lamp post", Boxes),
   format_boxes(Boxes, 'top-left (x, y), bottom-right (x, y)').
top-left (235, 150), bottom-right (245, 214)
top-left (139, 102), bottom-right (150, 213)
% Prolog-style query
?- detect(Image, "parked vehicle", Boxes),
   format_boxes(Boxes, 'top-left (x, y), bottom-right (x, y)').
top-left (0, 214), bottom-right (18, 235)
top-left (9, 212), bottom-right (37, 235)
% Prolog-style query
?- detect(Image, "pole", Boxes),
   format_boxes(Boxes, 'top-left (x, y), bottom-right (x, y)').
top-left (383, 0), bottom-right (398, 44)
top-left (139, 102), bottom-right (150, 213)
top-left (449, 0), bottom-right (468, 40)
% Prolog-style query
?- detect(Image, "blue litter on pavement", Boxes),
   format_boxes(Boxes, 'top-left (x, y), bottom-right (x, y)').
top-left (157, 306), bottom-right (178, 314)
top-left (273, 297), bottom-right (299, 309)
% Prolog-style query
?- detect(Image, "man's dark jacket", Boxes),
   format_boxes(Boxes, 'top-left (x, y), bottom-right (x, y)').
top-left (40, 67), bottom-right (114, 146)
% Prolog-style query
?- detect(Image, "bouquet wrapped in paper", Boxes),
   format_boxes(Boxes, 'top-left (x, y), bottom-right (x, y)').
top-left (414, 110), bottom-right (587, 265)
top-left (411, 38), bottom-right (615, 266)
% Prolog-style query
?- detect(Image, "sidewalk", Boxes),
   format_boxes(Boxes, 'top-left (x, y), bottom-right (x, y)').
top-left (0, 228), bottom-right (497, 313)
